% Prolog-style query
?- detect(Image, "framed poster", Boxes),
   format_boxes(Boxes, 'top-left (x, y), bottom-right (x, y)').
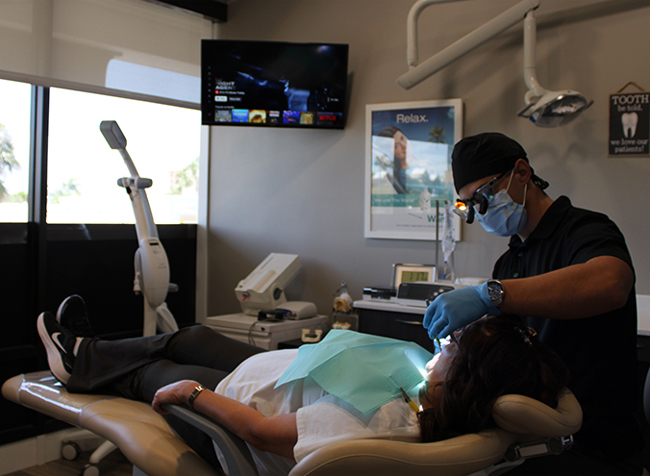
top-left (364, 99), bottom-right (463, 240)
top-left (609, 85), bottom-right (649, 156)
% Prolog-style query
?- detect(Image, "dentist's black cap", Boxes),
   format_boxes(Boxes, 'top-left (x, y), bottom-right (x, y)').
top-left (451, 132), bottom-right (528, 193)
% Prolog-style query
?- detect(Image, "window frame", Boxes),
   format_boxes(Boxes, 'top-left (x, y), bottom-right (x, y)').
top-left (0, 81), bottom-right (205, 446)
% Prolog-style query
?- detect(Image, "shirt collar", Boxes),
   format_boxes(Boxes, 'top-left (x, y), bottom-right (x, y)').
top-left (507, 196), bottom-right (572, 248)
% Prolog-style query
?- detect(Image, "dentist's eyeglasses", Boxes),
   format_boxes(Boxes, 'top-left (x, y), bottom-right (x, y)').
top-left (453, 170), bottom-right (509, 223)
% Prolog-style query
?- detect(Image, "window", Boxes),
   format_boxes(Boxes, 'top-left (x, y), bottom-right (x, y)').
top-left (0, 0), bottom-right (208, 446)
top-left (47, 88), bottom-right (201, 224)
top-left (0, 79), bottom-right (31, 223)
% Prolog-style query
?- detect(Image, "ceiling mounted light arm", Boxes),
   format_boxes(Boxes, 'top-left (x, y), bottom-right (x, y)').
top-left (522, 10), bottom-right (546, 102)
top-left (405, 0), bottom-right (463, 69)
top-left (397, 0), bottom-right (540, 90)
top-left (517, 9), bottom-right (594, 126)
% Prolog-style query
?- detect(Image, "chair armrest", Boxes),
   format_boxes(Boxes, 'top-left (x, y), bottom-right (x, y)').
top-left (290, 429), bottom-right (516, 476)
top-left (163, 404), bottom-right (259, 476)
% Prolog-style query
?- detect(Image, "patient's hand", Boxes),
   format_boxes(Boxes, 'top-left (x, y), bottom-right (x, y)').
top-left (152, 380), bottom-right (200, 414)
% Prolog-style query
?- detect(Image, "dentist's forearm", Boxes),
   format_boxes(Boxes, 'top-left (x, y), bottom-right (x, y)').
top-left (499, 255), bottom-right (633, 320)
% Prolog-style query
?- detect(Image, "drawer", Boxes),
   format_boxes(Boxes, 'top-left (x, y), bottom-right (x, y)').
top-left (358, 308), bottom-right (434, 352)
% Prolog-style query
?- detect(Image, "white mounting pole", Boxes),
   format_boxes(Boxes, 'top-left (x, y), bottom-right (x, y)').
top-left (100, 120), bottom-right (177, 336)
top-left (522, 9), bottom-right (548, 103)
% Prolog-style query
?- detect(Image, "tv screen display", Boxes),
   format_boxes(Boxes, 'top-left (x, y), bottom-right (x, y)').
top-left (201, 40), bottom-right (349, 129)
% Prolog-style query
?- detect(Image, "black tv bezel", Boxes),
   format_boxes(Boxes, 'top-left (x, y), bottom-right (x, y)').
top-left (201, 39), bottom-right (349, 130)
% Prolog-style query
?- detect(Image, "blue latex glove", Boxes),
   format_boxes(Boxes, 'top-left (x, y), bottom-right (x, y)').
top-left (423, 282), bottom-right (500, 339)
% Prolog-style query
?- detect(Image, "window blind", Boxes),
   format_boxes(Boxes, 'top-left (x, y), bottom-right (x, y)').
top-left (0, 0), bottom-right (214, 106)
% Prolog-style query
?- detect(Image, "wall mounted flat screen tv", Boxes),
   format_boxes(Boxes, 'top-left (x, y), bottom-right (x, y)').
top-left (201, 40), bottom-right (349, 129)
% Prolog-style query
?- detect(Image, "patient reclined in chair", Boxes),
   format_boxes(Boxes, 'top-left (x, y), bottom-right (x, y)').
top-left (4, 308), bottom-right (581, 475)
top-left (2, 371), bottom-right (582, 476)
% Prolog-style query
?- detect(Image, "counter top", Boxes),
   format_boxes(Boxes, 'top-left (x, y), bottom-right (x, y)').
top-left (356, 295), bottom-right (650, 336)
top-left (354, 299), bottom-right (425, 315)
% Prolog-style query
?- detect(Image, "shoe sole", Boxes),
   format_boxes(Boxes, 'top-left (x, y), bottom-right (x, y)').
top-left (37, 312), bottom-right (71, 384)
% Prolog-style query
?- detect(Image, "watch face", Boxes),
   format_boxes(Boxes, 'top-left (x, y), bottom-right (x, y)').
top-left (488, 285), bottom-right (499, 299)
top-left (488, 281), bottom-right (503, 303)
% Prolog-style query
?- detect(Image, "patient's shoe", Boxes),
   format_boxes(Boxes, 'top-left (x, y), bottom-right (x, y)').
top-left (56, 294), bottom-right (95, 337)
top-left (37, 312), bottom-right (78, 384)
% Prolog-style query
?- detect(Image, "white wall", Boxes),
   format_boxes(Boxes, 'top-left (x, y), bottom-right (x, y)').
top-left (206, 0), bottom-right (650, 317)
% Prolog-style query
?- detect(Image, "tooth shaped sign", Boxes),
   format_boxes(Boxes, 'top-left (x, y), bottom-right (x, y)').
top-left (621, 112), bottom-right (639, 138)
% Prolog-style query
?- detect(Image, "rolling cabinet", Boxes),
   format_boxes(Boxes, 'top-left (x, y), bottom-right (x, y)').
top-left (354, 300), bottom-right (434, 352)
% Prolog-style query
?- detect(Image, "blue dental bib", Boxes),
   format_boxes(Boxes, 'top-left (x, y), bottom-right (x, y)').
top-left (275, 329), bottom-right (433, 414)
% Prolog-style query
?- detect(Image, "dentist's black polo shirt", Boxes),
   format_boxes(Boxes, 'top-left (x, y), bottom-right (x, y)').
top-left (492, 196), bottom-right (643, 462)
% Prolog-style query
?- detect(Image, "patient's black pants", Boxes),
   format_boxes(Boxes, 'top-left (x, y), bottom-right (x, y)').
top-left (66, 325), bottom-right (266, 469)
top-left (67, 324), bottom-right (265, 398)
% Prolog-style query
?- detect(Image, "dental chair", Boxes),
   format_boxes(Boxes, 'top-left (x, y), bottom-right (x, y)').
top-left (163, 387), bottom-right (583, 476)
top-left (2, 369), bottom-right (581, 476)
top-left (2, 371), bottom-right (219, 476)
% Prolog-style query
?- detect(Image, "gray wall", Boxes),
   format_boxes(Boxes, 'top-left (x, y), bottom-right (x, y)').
top-left (206, 0), bottom-right (650, 318)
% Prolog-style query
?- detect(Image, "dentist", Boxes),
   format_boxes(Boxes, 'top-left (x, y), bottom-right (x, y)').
top-left (423, 132), bottom-right (644, 475)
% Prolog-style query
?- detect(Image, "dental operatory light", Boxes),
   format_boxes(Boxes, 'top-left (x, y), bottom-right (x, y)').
top-left (516, 10), bottom-right (593, 127)
top-left (517, 90), bottom-right (593, 127)
top-left (397, 0), bottom-right (593, 127)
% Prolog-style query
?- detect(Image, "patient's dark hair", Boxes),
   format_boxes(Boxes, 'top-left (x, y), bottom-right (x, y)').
top-left (418, 315), bottom-right (569, 443)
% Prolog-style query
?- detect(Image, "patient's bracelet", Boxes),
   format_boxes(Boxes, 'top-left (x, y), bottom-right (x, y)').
top-left (188, 385), bottom-right (205, 409)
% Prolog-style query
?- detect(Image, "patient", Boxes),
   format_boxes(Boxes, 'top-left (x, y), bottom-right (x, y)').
top-left (37, 296), bottom-right (569, 475)
top-left (417, 317), bottom-right (569, 442)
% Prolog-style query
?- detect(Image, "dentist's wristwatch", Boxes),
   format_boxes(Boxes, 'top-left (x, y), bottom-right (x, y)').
top-left (486, 279), bottom-right (505, 309)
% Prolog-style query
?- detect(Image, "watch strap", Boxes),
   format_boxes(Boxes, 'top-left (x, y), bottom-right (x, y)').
top-left (188, 385), bottom-right (205, 408)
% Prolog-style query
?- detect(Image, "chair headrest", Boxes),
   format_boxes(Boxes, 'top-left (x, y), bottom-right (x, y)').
top-left (491, 388), bottom-right (582, 436)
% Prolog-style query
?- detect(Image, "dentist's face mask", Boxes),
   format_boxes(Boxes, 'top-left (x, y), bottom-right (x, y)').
top-left (476, 169), bottom-right (528, 237)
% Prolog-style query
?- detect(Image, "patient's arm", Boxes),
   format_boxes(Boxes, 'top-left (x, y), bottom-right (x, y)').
top-left (152, 380), bottom-right (298, 460)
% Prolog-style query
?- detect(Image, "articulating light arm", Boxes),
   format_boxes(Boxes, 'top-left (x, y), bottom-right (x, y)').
top-left (522, 9), bottom-right (546, 102)
top-left (398, 0), bottom-right (540, 90)
top-left (100, 120), bottom-right (157, 241)
top-left (517, 10), bottom-right (594, 127)
top-left (100, 120), bottom-right (177, 335)
top-left (405, 0), bottom-right (462, 69)
top-left (398, 0), bottom-right (593, 127)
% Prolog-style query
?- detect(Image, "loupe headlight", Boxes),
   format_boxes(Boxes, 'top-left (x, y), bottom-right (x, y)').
top-left (453, 199), bottom-right (475, 223)
top-left (453, 171), bottom-right (509, 224)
